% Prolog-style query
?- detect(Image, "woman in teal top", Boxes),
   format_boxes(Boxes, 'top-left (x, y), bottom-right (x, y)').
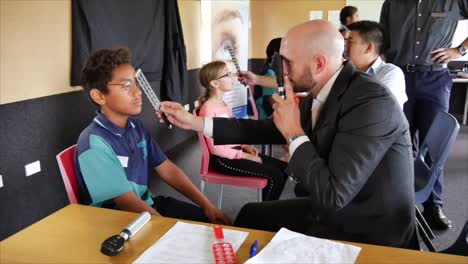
top-left (254, 38), bottom-right (282, 119)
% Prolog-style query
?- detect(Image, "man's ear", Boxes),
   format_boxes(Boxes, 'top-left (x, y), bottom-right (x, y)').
top-left (366, 42), bottom-right (374, 54)
top-left (312, 55), bottom-right (327, 75)
top-left (90, 88), bottom-right (106, 106)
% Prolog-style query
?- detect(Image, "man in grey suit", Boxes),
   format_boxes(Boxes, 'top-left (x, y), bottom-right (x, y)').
top-left (160, 20), bottom-right (416, 249)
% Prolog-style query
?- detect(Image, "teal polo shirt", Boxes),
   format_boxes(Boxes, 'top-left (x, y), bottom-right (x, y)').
top-left (75, 111), bottom-right (166, 208)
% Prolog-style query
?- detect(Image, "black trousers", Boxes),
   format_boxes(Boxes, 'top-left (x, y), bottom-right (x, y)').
top-left (152, 196), bottom-right (209, 222)
top-left (234, 198), bottom-right (312, 233)
top-left (234, 199), bottom-right (420, 250)
top-left (403, 70), bottom-right (452, 207)
top-left (210, 154), bottom-right (288, 201)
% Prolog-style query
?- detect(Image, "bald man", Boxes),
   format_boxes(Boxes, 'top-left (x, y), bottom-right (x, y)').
top-left (160, 20), bottom-right (416, 249)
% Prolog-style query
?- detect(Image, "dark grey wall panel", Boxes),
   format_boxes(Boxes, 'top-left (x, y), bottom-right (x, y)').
top-left (248, 58), bottom-right (265, 75)
top-left (0, 69), bottom-right (201, 240)
top-left (0, 91), bottom-right (94, 239)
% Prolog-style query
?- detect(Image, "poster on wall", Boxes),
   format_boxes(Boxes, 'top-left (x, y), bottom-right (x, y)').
top-left (201, 0), bottom-right (250, 118)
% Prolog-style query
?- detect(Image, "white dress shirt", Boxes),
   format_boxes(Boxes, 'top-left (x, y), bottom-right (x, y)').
top-left (366, 57), bottom-right (407, 109)
top-left (288, 66), bottom-right (343, 155)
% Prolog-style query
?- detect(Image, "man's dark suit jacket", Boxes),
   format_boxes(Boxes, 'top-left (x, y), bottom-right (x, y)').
top-left (212, 61), bottom-right (416, 248)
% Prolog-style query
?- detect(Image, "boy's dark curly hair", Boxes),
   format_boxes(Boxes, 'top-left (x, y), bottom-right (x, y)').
top-left (80, 47), bottom-right (131, 106)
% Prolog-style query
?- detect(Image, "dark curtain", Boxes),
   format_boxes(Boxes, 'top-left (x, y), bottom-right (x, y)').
top-left (71, 0), bottom-right (188, 102)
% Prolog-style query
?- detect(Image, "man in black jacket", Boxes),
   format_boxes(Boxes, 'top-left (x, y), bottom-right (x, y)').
top-left (160, 20), bottom-right (416, 249)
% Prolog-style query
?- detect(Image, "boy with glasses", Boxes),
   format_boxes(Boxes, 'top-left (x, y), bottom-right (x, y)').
top-left (75, 47), bottom-right (230, 224)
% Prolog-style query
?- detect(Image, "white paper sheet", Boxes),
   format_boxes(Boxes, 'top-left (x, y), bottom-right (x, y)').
top-left (133, 221), bottom-right (248, 264)
top-left (245, 228), bottom-right (361, 264)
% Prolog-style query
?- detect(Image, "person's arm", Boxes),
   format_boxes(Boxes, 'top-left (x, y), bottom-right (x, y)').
top-left (159, 102), bottom-right (205, 132)
top-left (200, 105), bottom-right (262, 162)
top-left (206, 136), bottom-right (261, 163)
top-left (199, 105), bottom-right (243, 159)
top-left (212, 117), bottom-right (286, 145)
top-left (431, 38), bottom-right (468, 63)
top-left (260, 69), bottom-right (280, 90)
top-left (238, 70), bottom-right (278, 88)
top-left (113, 192), bottom-right (160, 215)
top-left (154, 160), bottom-right (231, 225)
top-left (430, 1), bottom-right (468, 63)
top-left (376, 65), bottom-right (407, 109)
top-left (256, 75), bottom-right (278, 88)
top-left (206, 136), bottom-right (241, 159)
top-left (160, 101), bottom-right (285, 145)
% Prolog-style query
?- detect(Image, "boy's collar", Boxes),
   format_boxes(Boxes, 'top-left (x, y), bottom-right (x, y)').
top-left (93, 111), bottom-right (135, 137)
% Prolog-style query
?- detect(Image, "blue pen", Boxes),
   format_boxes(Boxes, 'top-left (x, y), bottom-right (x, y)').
top-left (250, 240), bottom-right (258, 258)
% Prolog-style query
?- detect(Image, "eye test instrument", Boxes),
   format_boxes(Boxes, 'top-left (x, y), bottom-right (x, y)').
top-left (225, 46), bottom-right (258, 112)
top-left (271, 52), bottom-right (285, 99)
top-left (101, 211), bottom-right (151, 256)
top-left (226, 46), bottom-right (252, 89)
top-left (226, 46), bottom-right (242, 76)
top-left (135, 69), bottom-right (172, 129)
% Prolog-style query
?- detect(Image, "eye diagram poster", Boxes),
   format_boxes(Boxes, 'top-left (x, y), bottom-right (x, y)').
top-left (201, 0), bottom-right (250, 118)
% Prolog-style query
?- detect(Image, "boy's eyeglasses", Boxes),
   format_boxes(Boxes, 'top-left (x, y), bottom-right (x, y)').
top-left (215, 72), bottom-right (232, 80)
top-left (108, 80), bottom-right (140, 93)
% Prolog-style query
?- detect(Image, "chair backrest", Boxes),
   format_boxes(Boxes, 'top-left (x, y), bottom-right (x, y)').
top-left (193, 108), bottom-right (268, 194)
top-left (56, 145), bottom-right (79, 204)
top-left (414, 111), bottom-right (459, 203)
top-left (247, 84), bottom-right (259, 120)
top-left (441, 218), bottom-right (468, 256)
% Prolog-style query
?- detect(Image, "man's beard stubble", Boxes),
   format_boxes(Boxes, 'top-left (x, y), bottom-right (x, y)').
top-left (291, 66), bottom-right (316, 93)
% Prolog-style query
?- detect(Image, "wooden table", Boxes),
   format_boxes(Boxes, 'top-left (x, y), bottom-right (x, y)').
top-left (1, 205), bottom-right (467, 263)
top-left (453, 78), bottom-right (468, 125)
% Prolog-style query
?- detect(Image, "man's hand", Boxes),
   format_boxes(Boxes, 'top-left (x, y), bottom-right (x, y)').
top-left (271, 76), bottom-right (305, 140)
top-left (204, 205), bottom-right (232, 225)
top-left (431, 47), bottom-right (462, 64)
top-left (159, 101), bottom-right (204, 132)
top-left (242, 145), bottom-right (258, 156)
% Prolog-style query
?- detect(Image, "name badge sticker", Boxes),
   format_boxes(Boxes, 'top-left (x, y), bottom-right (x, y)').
top-left (117, 156), bottom-right (129, 168)
top-left (431, 12), bottom-right (447, 18)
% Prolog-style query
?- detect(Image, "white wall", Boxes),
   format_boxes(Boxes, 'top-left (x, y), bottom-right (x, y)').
top-left (346, 0), bottom-right (384, 22)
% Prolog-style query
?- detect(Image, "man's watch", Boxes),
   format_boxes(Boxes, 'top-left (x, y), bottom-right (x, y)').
top-left (288, 134), bottom-right (304, 145)
top-left (458, 45), bottom-right (467, 56)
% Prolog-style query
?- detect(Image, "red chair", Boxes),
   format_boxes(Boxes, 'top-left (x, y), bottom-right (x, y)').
top-left (56, 145), bottom-right (79, 204)
top-left (248, 83), bottom-right (276, 157)
top-left (194, 110), bottom-right (267, 209)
